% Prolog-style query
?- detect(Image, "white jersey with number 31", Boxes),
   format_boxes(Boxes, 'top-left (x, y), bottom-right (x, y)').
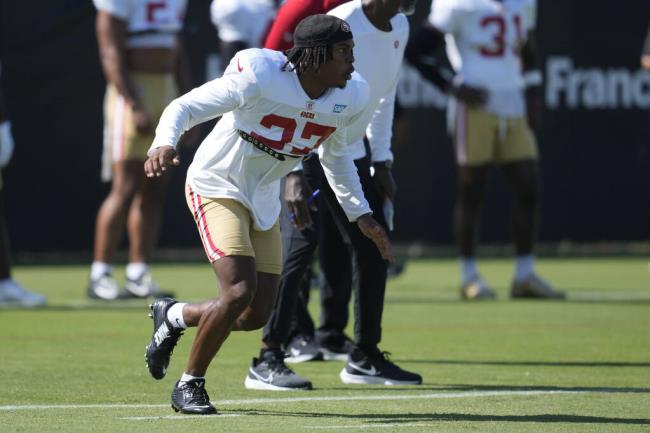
top-left (429, 0), bottom-right (535, 115)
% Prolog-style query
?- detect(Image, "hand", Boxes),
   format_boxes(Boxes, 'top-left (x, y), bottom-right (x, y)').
top-left (284, 171), bottom-right (315, 230)
top-left (144, 145), bottom-right (180, 178)
top-left (373, 164), bottom-right (396, 201)
top-left (525, 87), bottom-right (543, 132)
top-left (642, 54), bottom-right (650, 70)
top-left (357, 214), bottom-right (394, 262)
top-left (450, 83), bottom-right (487, 106)
top-left (132, 105), bottom-right (152, 135)
top-left (0, 121), bottom-right (15, 168)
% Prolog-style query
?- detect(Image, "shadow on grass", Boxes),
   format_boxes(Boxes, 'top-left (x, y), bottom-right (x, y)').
top-left (405, 359), bottom-right (650, 368)
top-left (228, 408), bottom-right (650, 425)
top-left (324, 384), bottom-right (650, 394)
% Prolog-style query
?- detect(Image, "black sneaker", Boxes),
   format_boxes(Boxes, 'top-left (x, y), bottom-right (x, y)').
top-left (285, 334), bottom-right (323, 364)
top-left (244, 350), bottom-right (313, 391)
top-left (171, 379), bottom-right (217, 415)
top-left (340, 347), bottom-right (422, 385)
top-left (145, 297), bottom-right (183, 380)
top-left (317, 333), bottom-right (354, 361)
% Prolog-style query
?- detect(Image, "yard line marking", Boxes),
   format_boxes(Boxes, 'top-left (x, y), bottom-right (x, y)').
top-left (0, 390), bottom-right (582, 411)
top-left (120, 414), bottom-right (241, 420)
top-left (306, 423), bottom-right (438, 430)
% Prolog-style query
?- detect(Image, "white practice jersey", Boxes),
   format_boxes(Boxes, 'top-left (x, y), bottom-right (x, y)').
top-left (429, 0), bottom-right (536, 117)
top-left (210, 0), bottom-right (275, 47)
top-left (150, 48), bottom-right (371, 230)
top-left (93, 0), bottom-right (186, 48)
top-left (329, 0), bottom-right (409, 162)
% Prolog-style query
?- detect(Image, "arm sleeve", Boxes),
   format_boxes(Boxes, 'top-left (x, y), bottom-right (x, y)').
top-left (92, 0), bottom-right (130, 20)
top-left (365, 83), bottom-right (396, 163)
top-left (149, 65), bottom-right (261, 152)
top-left (523, 0), bottom-right (537, 31)
top-left (263, 0), bottom-right (312, 51)
top-left (404, 24), bottom-right (455, 91)
top-left (428, 0), bottom-right (459, 34)
top-left (318, 128), bottom-right (371, 222)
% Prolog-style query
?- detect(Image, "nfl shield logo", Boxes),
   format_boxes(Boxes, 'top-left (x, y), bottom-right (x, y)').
top-left (306, 101), bottom-right (315, 110)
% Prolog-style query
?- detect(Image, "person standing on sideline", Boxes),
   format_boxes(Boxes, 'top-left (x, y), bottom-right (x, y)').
top-left (87, 0), bottom-right (191, 300)
top-left (406, 0), bottom-right (565, 299)
top-left (0, 66), bottom-right (47, 307)
top-left (143, 14), bottom-right (393, 414)
top-left (246, 0), bottom-right (423, 391)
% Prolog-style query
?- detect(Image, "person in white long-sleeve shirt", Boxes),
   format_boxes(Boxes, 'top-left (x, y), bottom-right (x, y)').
top-left (141, 14), bottom-right (392, 415)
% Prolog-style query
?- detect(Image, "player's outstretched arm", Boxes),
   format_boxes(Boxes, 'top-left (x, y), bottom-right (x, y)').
top-left (357, 214), bottom-right (394, 262)
top-left (144, 145), bottom-right (180, 178)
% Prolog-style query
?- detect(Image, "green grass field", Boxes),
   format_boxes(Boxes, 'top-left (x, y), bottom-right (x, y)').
top-left (1, 257), bottom-right (649, 432)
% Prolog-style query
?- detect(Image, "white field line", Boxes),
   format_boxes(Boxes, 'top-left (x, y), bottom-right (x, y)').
top-left (0, 390), bottom-right (581, 412)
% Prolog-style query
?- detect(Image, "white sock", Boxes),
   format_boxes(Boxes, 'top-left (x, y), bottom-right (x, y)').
top-left (167, 303), bottom-right (188, 329)
top-left (179, 372), bottom-right (203, 385)
top-left (126, 262), bottom-right (148, 280)
top-left (460, 257), bottom-right (479, 284)
top-left (514, 254), bottom-right (535, 282)
top-left (90, 262), bottom-right (112, 280)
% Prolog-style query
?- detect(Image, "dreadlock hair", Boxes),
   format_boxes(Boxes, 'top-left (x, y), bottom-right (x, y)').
top-left (282, 45), bottom-right (331, 75)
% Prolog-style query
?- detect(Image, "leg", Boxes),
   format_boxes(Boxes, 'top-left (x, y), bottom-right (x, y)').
top-left (500, 160), bottom-right (539, 256)
top-left (93, 161), bottom-right (141, 263)
top-left (127, 169), bottom-right (170, 263)
top-left (184, 256), bottom-right (258, 376)
top-left (454, 165), bottom-right (490, 258)
top-left (318, 180), bottom-right (353, 341)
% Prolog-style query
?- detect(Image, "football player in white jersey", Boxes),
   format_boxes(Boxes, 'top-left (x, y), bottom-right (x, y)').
top-left (406, 0), bottom-right (565, 299)
top-left (142, 15), bottom-right (392, 415)
top-left (88, 0), bottom-right (191, 300)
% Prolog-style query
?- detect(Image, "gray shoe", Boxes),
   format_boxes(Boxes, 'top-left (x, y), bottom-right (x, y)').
top-left (244, 350), bottom-right (312, 391)
top-left (460, 278), bottom-right (496, 300)
top-left (87, 273), bottom-right (119, 300)
top-left (124, 272), bottom-right (174, 299)
top-left (285, 335), bottom-right (323, 364)
top-left (511, 274), bottom-right (566, 299)
top-left (0, 279), bottom-right (47, 306)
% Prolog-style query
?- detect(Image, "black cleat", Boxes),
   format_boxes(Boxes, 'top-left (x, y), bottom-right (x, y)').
top-left (340, 347), bottom-right (422, 385)
top-left (244, 349), bottom-right (312, 391)
top-left (145, 297), bottom-right (183, 380)
top-left (171, 379), bottom-right (217, 415)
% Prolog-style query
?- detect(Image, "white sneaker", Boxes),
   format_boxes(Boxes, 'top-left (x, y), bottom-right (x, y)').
top-left (460, 277), bottom-right (496, 300)
top-left (124, 272), bottom-right (163, 298)
top-left (0, 279), bottom-right (47, 306)
top-left (87, 273), bottom-right (119, 300)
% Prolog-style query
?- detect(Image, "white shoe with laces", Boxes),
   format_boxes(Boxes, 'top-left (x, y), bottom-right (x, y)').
top-left (0, 279), bottom-right (47, 306)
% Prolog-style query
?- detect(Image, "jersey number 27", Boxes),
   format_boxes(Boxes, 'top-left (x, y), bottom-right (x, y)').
top-left (251, 114), bottom-right (337, 156)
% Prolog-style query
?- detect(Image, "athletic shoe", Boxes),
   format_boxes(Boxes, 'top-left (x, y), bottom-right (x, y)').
top-left (511, 274), bottom-right (566, 299)
top-left (284, 334), bottom-right (323, 364)
top-left (244, 350), bottom-right (312, 391)
top-left (317, 333), bottom-right (354, 361)
top-left (460, 277), bottom-right (496, 300)
top-left (340, 347), bottom-right (422, 385)
top-left (123, 272), bottom-right (174, 299)
top-left (0, 279), bottom-right (47, 306)
top-left (145, 297), bottom-right (183, 380)
top-left (87, 273), bottom-right (119, 300)
top-left (171, 379), bottom-right (217, 415)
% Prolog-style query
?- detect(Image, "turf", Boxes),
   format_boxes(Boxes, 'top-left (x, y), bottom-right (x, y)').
top-left (1, 257), bottom-right (649, 432)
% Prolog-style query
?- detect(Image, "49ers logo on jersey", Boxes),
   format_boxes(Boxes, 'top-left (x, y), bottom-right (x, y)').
top-left (250, 114), bottom-right (336, 156)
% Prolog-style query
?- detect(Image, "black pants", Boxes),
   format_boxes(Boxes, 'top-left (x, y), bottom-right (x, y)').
top-left (262, 153), bottom-right (388, 349)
